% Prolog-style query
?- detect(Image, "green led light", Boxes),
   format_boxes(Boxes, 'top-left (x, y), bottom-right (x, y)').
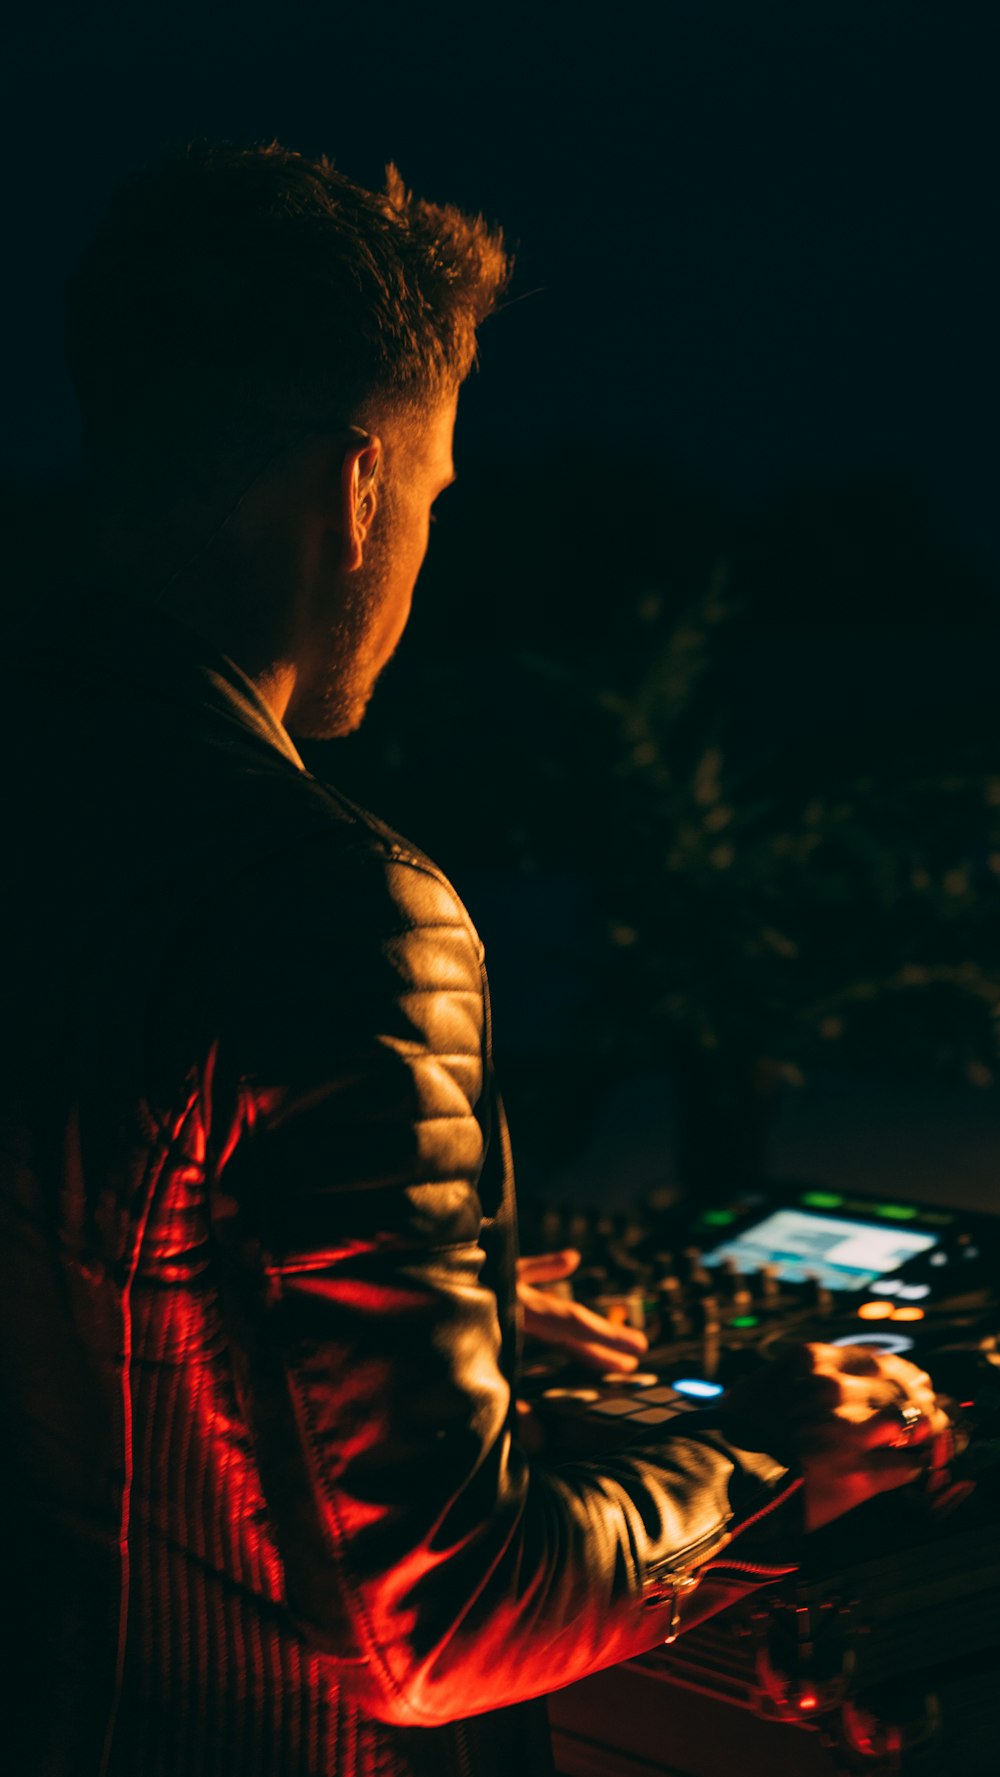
top-left (801, 1192), bottom-right (844, 1210)
top-left (730, 1315), bottom-right (758, 1328)
top-left (701, 1209), bottom-right (735, 1227)
top-left (875, 1203), bottom-right (919, 1221)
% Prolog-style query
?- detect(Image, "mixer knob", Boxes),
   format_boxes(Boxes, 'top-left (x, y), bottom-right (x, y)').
top-left (656, 1275), bottom-right (691, 1340)
top-left (680, 1244), bottom-right (702, 1277)
top-left (689, 1292), bottom-right (721, 1334)
top-left (755, 1264), bottom-right (781, 1307)
top-left (700, 1324), bottom-right (722, 1380)
top-left (802, 1273), bottom-right (834, 1314)
top-left (690, 1267), bottom-right (714, 1294)
top-left (718, 1257), bottom-right (752, 1313)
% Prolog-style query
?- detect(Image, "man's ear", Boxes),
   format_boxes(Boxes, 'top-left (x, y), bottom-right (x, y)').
top-left (340, 433), bottom-right (381, 571)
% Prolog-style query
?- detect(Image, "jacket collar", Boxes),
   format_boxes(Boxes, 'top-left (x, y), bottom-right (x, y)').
top-left (55, 585), bottom-right (309, 775)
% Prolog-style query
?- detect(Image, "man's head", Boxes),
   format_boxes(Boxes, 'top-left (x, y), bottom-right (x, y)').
top-left (65, 141), bottom-right (509, 735)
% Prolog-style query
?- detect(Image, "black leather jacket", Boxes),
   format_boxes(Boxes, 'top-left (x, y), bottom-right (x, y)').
top-left (0, 588), bottom-right (802, 1777)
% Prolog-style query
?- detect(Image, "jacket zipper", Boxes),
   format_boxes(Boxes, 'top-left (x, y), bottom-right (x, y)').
top-left (657, 1474), bottom-right (804, 1643)
top-left (648, 1519), bottom-right (737, 1643)
top-left (454, 1719), bottom-right (474, 1777)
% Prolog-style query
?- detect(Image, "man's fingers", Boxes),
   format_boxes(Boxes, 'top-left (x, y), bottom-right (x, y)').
top-left (860, 1401), bottom-right (950, 1451)
top-left (526, 1314), bottom-right (644, 1374)
top-left (537, 1306), bottom-right (648, 1357)
top-left (744, 1344), bottom-right (959, 1528)
top-left (519, 1287), bottom-right (648, 1371)
top-left (555, 1297), bottom-right (648, 1352)
top-left (571, 1339), bottom-right (643, 1374)
top-left (819, 1345), bottom-right (880, 1378)
top-left (739, 1368), bottom-right (841, 1420)
top-left (516, 1249), bottom-right (581, 1285)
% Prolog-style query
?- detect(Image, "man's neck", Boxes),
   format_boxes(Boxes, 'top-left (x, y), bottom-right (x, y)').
top-left (110, 559), bottom-right (298, 730)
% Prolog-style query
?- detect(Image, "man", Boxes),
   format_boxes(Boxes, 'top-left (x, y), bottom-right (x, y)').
top-left (0, 142), bottom-right (945, 1777)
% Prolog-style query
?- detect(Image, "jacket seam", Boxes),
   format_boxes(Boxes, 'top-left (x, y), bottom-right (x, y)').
top-left (282, 1365), bottom-right (452, 1728)
top-left (99, 1080), bottom-right (203, 1777)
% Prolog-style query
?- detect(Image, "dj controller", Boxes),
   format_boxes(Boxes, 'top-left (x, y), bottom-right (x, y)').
top-left (520, 1182), bottom-right (1000, 1777)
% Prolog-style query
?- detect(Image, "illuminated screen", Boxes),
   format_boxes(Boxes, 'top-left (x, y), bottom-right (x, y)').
top-left (701, 1208), bottom-right (938, 1292)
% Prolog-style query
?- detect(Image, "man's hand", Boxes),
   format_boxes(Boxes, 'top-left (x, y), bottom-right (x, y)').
top-left (516, 1249), bottom-right (649, 1373)
top-left (725, 1342), bottom-right (953, 1531)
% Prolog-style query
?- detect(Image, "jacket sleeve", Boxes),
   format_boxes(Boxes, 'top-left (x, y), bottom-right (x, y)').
top-left (200, 837), bottom-right (803, 1728)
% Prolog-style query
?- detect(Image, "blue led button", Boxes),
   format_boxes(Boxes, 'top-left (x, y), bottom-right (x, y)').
top-left (672, 1378), bottom-right (725, 1400)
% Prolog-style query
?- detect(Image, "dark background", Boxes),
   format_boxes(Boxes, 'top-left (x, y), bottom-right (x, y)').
top-left (4, 1), bottom-right (999, 1217)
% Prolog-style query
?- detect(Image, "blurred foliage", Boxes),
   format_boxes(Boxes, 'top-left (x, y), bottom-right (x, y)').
top-left (594, 564), bottom-right (1000, 1089)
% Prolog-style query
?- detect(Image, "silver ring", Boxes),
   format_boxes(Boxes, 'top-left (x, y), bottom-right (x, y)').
top-left (890, 1404), bottom-right (923, 1445)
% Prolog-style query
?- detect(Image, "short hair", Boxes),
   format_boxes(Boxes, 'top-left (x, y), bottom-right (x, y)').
top-left (65, 140), bottom-right (510, 485)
